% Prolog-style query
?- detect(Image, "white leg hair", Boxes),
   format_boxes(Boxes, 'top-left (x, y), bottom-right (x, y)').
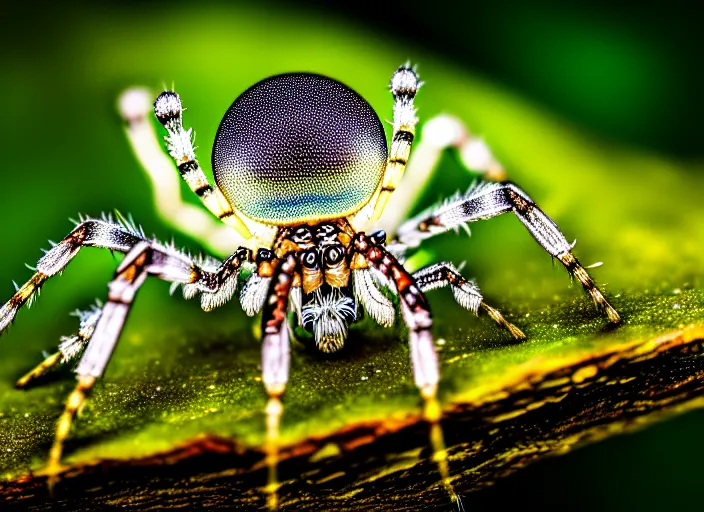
top-left (0, 216), bottom-right (251, 335)
top-left (412, 262), bottom-right (525, 340)
top-left (394, 181), bottom-right (620, 324)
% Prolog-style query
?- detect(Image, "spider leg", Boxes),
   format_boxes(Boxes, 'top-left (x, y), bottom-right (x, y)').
top-left (366, 65), bottom-right (421, 222)
top-left (351, 233), bottom-right (458, 505)
top-left (46, 242), bottom-right (152, 489)
top-left (375, 114), bottom-right (507, 234)
top-left (152, 90), bottom-right (259, 242)
top-left (395, 181), bottom-right (620, 324)
top-left (0, 217), bottom-right (252, 332)
top-left (413, 262), bottom-right (525, 340)
top-left (259, 253), bottom-right (298, 511)
top-left (15, 302), bottom-right (103, 389)
top-left (45, 238), bottom-right (251, 488)
top-left (119, 88), bottom-right (243, 255)
top-left (0, 218), bottom-right (253, 489)
top-left (0, 218), bottom-right (146, 334)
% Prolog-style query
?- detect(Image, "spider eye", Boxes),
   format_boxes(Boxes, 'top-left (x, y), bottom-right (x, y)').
top-left (256, 248), bottom-right (274, 265)
top-left (212, 73), bottom-right (388, 226)
top-left (292, 226), bottom-right (312, 243)
top-left (301, 250), bottom-right (319, 270)
top-left (323, 244), bottom-right (344, 266)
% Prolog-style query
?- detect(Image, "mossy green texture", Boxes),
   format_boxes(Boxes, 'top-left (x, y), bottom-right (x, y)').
top-left (0, 3), bottom-right (703, 500)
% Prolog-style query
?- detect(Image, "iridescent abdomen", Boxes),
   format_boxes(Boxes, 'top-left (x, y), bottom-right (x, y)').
top-left (212, 73), bottom-right (388, 225)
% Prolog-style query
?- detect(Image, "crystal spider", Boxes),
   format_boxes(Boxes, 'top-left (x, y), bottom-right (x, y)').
top-left (0, 64), bottom-right (620, 509)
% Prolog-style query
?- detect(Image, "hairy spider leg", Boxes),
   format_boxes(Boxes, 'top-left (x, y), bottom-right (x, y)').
top-left (374, 114), bottom-right (509, 235)
top-left (119, 88), bottom-right (243, 255)
top-left (351, 233), bottom-right (459, 505)
top-left (0, 217), bottom-right (253, 488)
top-left (153, 91), bottom-right (254, 242)
top-left (260, 253), bottom-right (298, 511)
top-left (0, 219), bottom-right (145, 334)
top-left (395, 181), bottom-right (620, 323)
top-left (46, 242), bottom-right (152, 489)
top-left (44, 238), bottom-right (251, 487)
top-left (15, 303), bottom-right (103, 388)
top-left (413, 262), bottom-right (526, 340)
top-left (369, 65), bottom-right (421, 221)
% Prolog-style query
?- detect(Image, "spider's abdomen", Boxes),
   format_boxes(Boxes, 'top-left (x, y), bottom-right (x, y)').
top-left (212, 73), bottom-right (388, 225)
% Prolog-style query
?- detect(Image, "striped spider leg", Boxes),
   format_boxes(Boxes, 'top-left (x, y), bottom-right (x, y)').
top-left (118, 89), bottom-right (245, 255)
top-left (258, 252), bottom-right (297, 511)
top-left (119, 87), bottom-right (277, 255)
top-left (0, 217), bottom-right (252, 488)
top-left (391, 180), bottom-right (620, 324)
top-left (352, 67), bottom-right (524, 342)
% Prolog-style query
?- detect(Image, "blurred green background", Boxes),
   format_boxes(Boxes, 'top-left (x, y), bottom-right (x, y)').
top-left (0, 0), bottom-right (702, 510)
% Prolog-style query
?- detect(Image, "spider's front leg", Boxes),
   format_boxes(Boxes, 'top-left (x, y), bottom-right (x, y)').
top-left (395, 181), bottom-right (621, 324)
top-left (259, 252), bottom-right (298, 511)
top-left (119, 88), bottom-right (243, 255)
top-left (153, 90), bottom-right (255, 242)
top-left (351, 233), bottom-right (458, 504)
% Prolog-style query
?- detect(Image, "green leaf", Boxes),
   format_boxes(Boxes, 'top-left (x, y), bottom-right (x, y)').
top-left (1, 4), bottom-right (703, 510)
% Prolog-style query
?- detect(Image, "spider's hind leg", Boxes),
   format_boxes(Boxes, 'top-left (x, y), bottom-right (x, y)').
top-left (15, 302), bottom-right (102, 389)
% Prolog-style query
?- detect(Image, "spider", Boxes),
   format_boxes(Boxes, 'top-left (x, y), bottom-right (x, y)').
top-left (0, 64), bottom-right (620, 509)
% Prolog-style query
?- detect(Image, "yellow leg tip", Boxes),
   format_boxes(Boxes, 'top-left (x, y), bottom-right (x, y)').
top-left (266, 489), bottom-right (279, 511)
top-left (371, 192), bottom-right (392, 221)
top-left (15, 352), bottom-right (62, 388)
top-left (507, 322), bottom-right (526, 340)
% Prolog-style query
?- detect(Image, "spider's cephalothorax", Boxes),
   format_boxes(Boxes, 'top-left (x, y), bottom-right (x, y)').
top-left (272, 222), bottom-right (359, 353)
top-left (0, 64), bottom-right (621, 510)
